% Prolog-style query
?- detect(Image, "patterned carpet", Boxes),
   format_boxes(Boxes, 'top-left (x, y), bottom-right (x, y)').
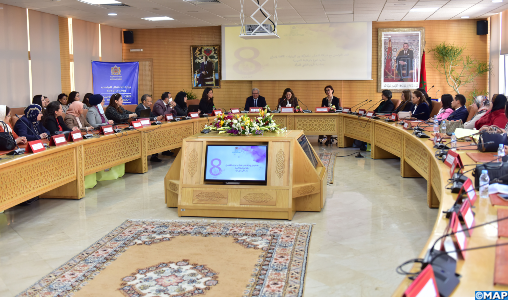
top-left (318, 151), bottom-right (336, 185)
top-left (19, 220), bottom-right (313, 297)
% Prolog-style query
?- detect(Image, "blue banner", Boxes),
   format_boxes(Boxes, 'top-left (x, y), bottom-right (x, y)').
top-left (92, 61), bottom-right (139, 105)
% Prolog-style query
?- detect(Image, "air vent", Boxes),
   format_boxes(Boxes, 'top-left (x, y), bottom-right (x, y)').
top-left (184, 0), bottom-right (221, 4)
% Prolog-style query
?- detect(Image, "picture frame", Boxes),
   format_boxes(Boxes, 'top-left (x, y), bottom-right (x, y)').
top-left (191, 45), bottom-right (221, 88)
top-left (378, 28), bottom-right (425, 92)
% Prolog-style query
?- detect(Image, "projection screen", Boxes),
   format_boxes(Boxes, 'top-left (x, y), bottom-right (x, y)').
top-left (222, 22), bottom-right (372, 81)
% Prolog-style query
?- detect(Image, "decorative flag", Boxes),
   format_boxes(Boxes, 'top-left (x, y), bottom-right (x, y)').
top-left (384, 39), bottom-right (393, 77)
top-left (419, 50), bottom-right (427, 91)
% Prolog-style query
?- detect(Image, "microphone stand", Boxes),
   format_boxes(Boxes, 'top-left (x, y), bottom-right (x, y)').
top-left (364, 99), bottom-right (383, 113)
top-left (298, 99), bottom-right (312, 113)
top-left (348, 99), bottom-right (369, 114)
top-left (354, 100), bottom-right (372, 115)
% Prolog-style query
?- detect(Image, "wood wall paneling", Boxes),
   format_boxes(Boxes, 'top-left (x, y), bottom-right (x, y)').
top-left (58, 16), bottom-right (71, 95)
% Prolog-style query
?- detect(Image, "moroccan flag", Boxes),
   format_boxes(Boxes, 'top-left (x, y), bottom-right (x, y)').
top-left (384, 39), bottom-right (393, 77)
top-left (419, 50), bottom-right (427, 91)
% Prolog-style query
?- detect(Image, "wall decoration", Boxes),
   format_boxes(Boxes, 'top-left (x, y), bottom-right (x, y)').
top-left (191, 45), bottom-right (221, 88)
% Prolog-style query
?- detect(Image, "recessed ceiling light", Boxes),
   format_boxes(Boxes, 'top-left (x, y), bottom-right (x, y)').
top-left (461, 16), bottom-right (469, 18)
top-left (108, 12), bottom-right (117, 15)
top-left (78, 0), bottom-right (122, 4)
top-left (493, 0), bottom-right (503, 3)
top-left (142, 16), bottom-right (173, 21)
top-left (410, 7), bottom-right (439, 12)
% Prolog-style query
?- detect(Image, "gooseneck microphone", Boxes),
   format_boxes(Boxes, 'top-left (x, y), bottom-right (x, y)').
top-left (348, 99), bottom-right (369, 113)
top-left (354, 100), bottom-right (372, 114)
top-left (364, 99), bottom-right (383, 112)
top-left (298, 99), bottom-right (312, 113)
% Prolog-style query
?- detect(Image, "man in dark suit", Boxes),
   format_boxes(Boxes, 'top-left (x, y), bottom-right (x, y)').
top-left (198, 56), bottom-right (214, 87)
top-left (244, 88), bottom-right (267, 111)
top-left (135, 94), bottom-right (162, 120)
top-left (396, 43), bottom-right (414, 81)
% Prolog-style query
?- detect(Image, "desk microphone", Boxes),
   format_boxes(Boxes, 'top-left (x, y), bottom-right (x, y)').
top-left (354, 100), bottom-right (372, 114)
top-left (427, 85), bottom-right (435, 93)
top-left (349, 99), bottom-right (369, 113)
top-left (364, 99), bottom-right (383, 112)
top-left (83, 127), bottom-right (94, 139)
top-left (298, 99), bottom-right (312, 113)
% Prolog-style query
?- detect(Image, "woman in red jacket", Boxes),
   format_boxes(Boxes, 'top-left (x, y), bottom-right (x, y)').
top-left (475, 94), bottom-right (508, 130)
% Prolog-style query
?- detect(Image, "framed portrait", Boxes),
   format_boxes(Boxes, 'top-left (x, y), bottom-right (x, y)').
top-left (378, 28), bottom-right (425, 92)
top-left (191, 45), bottom-right (221, 88)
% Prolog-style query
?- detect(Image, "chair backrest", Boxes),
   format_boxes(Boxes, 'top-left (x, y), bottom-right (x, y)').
top-left (123, 105), bottom-right (138, 112)
top-left (391, 99), bottom-right (401, 109)
top-left (466, 104), bottom-right (478, 122)
top-left (83, 109), bottom-right (88, 118)
top-left (10, 114), bottom-right (21, 129)
top-left (429, 100), bottom-right (442, 118)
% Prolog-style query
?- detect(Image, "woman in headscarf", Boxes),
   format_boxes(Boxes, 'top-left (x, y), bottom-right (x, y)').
top-left (42, 101), bottom-right (78, 135)
top-left (0, 105), bottom-right (27, 145)
top-left (13, 104), bottom-right (50, 141)
top-left (475, 94), bottom-right (508, 130)
top-left (64, 101), bottom-right (94, 132)
top-left (174, 91), bottom-right (188, 116)
top-left (86, 94), bottom-right (114, 128)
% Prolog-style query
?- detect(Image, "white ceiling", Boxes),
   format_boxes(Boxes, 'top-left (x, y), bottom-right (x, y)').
top-left (0, 0), bottom-right (507, 29)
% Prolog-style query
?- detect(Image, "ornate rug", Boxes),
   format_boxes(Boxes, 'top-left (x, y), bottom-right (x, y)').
top-left (318, 151), bottom-right (336, 185)
top-left (18, 220), bottom-right (312, 297)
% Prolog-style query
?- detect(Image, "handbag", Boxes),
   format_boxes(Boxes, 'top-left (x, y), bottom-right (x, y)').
top-left (445, 120), bottom-right (464, 135)
top-left (476, 130), bottom-right (507, 152)
top-left (0, 122), bottom-right (16, 151)
top-left (473, 161), bottom-right (508, 190)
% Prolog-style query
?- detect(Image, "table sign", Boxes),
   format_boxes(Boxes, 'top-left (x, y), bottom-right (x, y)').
top-left (213, 110), bottom-right (222, 116)
top-left (403, 122), bottom-right (412, 130)
top-left (403, 265), bottom-right (439, 297)
top-left (358, 109), bottom-right (366, 116)
top-left (165, 114), bottom-right (173, 121)
top-left (315, 107), bottom-right (330, 113)
top-left (444, 150), bottom-right (463, 178)
top-left (230, 108), bottom-right (240, 114)
top-left (281, 107), bottom-right (294, 113)
top-left (433, 133), bottom-right (442, 145)
top-left (101, 125), bottom-right (114, 135)
top-left (366, 111), bottom-right (375, 118)
top-left (461, 178), bottom-right (477, 205)
top-left (249, 107), bottom-right (261, 113)
top-left (451, 212), bottom-right (468, 259)
top-left (139, 118), bottom-right (151, 126)
top-left (342, 107), bottom-right (351, 113)
top-left (70, 130), bottom-right (83, 141)
top-left (49, 134), bottom-right (67, 146)
top-left (25, 140), bottom-right (45, 153)
top-left (391, 113), bottom-right (398, 121)
top-left (459, 199), bottom-right (475, 236)
top-left (131, 121), bottom-right (142, 129)
top-left (188, 112), bottom-right (200, 119)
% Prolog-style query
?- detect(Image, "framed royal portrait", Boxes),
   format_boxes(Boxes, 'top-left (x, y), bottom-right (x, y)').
top-left (378, 28), bottom-right (425, 92)
top-left (191, 45), bottom-right (221, 88)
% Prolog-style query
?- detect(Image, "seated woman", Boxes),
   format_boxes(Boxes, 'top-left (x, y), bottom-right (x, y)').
top-left (87, 94), bottom-right (114, 128)
top-left (82, 93), bottom-right (93, 108)
top-left (57, 93), bottom-right (69, 113)
top-left (393, 89), bottom-right (414, 114)
top-left (277, 88), bottom-right (299, 109)
top-left (319, 85), bottom-right (341, 145)
top-left (411, 90), bottom-right (431, 120)
top-left (374, 90), bottom-right (395, 114)
top-left (106, 93), bottom-right (137, 124)
top-left (13, 104), bottom-right (50, 141)
top-left (464, 95), bottom-right (491, 129)
top-left (475, 94), bottom-right (508, 130)
top-left (434, 94), bottom-right (454, 121)
top-left (32, 95), bottom-right (49, 110)
top-left (198, 88), bottom-right (215, 114)
top-left (174, 91), bottom-right (189, 116)
top-left (417, 88), bottom-right (433, 111)
top-left (68, 91), bottom-right (88, 111)
top-left (0, 105), bottom-right (27, 145)
top-left (64, 101), bottom-right (94, 132)
top-left (43, 101), bottom-right (78, 135)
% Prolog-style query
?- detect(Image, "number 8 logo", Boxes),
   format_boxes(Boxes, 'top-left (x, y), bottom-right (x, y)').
top-left (210, 158), bottom-right (222, 176)
top-left (233, 47), bottom-right (262, 75)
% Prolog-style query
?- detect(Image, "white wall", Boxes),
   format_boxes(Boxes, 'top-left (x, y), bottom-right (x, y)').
top-left (101, 25), bottom-right (122, 62)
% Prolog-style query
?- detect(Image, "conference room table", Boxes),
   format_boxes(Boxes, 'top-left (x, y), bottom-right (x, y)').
top-left (0, 112), bottom-right (504, 295)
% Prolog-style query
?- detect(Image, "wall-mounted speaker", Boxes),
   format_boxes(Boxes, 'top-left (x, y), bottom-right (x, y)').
top-left (123, 31), bottom-right (134, 44)
top-left (477, 20), bottom-right (488, 35)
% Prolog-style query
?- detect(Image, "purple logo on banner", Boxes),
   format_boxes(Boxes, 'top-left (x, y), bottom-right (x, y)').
top-left (92, 61), bottom-right (139, 105)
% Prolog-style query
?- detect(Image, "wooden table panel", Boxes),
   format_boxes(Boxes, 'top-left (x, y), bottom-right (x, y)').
top-left (344, 117), bottom-right (371, 142)
top-left (294, 115), bottom-right (337, 135)
top-left (374, 124), bottom-right (403, 156)
top-left (403, 136), bottom-right (429, 179)
top-left (146, 122), bottom-right (194, 155)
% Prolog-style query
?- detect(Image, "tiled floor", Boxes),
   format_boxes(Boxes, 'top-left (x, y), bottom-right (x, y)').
top-left (0, 137), bottom-right (437, 296)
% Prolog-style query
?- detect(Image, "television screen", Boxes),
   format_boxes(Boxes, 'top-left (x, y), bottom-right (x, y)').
top-left (298, 135), bottom-right (317, 168)
top-left (204, 145), bottom-right (268, 183)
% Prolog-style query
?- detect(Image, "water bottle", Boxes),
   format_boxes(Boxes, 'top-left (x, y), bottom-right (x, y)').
top-left (479, 170), bottom-right (490, 199)
top-left (450, 133), bottom-right (457, 151)
top-left (433, 118), bottom-right (439, 134)
top-left (498, 144), bottom-right (505, 162)
top-left (440, 120), bottom-right (447, 134)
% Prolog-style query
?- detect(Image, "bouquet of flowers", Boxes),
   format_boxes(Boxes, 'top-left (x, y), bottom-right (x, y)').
top-left (205, 106), bottom-right (285, 135)
top-left (295, 106), bottom-right (303, 113)
top-left (330, 105), bottom-right (336, 113)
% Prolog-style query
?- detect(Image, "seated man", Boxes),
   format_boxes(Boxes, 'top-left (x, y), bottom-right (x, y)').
top-left (244, 88), bottom-right (266, 111)
top-left (153, 92), bottom-right (176, 118)
top-left (447, 94), bottom-right (468, 123)
top-left (135, 94), bottom-right (163, 121)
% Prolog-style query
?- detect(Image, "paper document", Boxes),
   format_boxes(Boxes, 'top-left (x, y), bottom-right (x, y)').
top-left (454, 128), bottom-right (479, 139)
top-left (488, 183), bottom-right (508, 195)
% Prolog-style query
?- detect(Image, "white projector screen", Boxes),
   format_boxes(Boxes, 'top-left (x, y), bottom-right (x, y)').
top-left (222, 22), bottom-right (372, 81)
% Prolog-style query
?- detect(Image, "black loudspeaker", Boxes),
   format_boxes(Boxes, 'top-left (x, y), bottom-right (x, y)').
top-left (123, 31), bottom-right (134, 44)
top-left (477, 20), bottom-right (488, 35)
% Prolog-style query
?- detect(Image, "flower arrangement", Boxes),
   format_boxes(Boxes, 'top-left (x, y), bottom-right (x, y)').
top-left (330, 105), bottom-right (336, 113)
top-left (205, 106), bottom-right (285, 135)
top-left (295, 106), bottom-right (303, 113)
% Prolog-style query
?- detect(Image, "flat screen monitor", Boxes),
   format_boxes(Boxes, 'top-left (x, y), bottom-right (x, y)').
top-left (204, 145), bottom-right (268, 184)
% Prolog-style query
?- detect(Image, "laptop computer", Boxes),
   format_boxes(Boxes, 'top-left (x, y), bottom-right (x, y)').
top-left (138, 108), bottom-right (151, 118)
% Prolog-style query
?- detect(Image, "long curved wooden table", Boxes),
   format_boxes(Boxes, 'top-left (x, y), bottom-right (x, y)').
top-left (0, 112), bottom-right (505, 295)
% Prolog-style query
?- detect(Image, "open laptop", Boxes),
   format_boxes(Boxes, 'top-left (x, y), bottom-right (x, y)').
top-left (138, 108), bottom-right (151, 118)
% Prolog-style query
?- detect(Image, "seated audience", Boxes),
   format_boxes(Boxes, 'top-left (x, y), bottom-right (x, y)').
top-left (417, 88), bottom-right (433, 111)
top-left (434, 94), bottom-right (454, 121)
top-left (32, 95), bottom-right (49, 109)
top-left (43, 101), bottom-right (78, 135)
top-left (153, 92), bottom-right (176, 117)
top-left (411, 90), bottom-right (431, 120)
top-left (58, 93), bottom-right (69, 113)
top-left (82, 93), bottom-right (93, 108)
top-left (199, 88), bottom-right (216, 114)
top-left (475, 94), bottom-right (508, 130)
top-left (14, 104), bottom-right (50, 141)
top-left (68, 91), bottom-right (87, 110)
top-left (245, 88), bottom-right (267, 111)
top-left (321, 85), bottom-right (341, 109)
top-left (106, 93), bottom-right (137, 124)
top-left (374, 90), bottom-right (395, 114)
top-left (64, 102), bottom-right (94, 132)
top-left (135, 94), bottom-right (163, 120)
top-left (447, 94), bottom-right (468, 122)
top-left (464, 95), bottom-right (491, 129)
top-left (174, 91), bottom-right (189, 116)
top-left (87, 94), bottom-right (114, 128)
top-left (277, 88), bottom-right (299, 109)
top-left (0, 105), bottom-right (27, 145)
top-left (393, 89), bottom-right (414, 113)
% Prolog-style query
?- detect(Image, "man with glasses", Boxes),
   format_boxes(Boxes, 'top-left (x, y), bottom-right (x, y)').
top-left (244, 88), bottom-right (266, 111)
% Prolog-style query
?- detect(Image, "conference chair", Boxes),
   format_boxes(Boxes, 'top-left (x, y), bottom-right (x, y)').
top-left (391, 99), bottom-right (401, 110)
top-left (466, 104), bottom-right (478, 122)
top-left (429, 101), bottom-right (442, 118)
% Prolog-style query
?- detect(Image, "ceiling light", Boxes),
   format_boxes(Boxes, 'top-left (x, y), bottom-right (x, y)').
top-left (142, 16), bottom-right (173, 21)
top-left (461, 16), bottom-right (469, 18)
top-left (410, 7), bottom-right (439, 12)
top-left (79, 0), bottom-right (122, 4)
top-left (108, 12), bottom-right (117, 15)
top-left (492, 0), bottom-right (503, 3)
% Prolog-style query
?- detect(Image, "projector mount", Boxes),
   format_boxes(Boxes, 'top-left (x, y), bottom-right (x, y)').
top-left (240, 0), bottom-right (279, 39)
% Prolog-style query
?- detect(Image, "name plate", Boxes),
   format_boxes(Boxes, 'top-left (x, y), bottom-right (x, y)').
top-left (358, 109), bottom-right (366, 116)
top-left (165, 114), bottom-right (174, 121)
top-left (451, 212), bottom-right (468, 259)
top-left (281, 107), bottom-right (294, 113)
top-left (188, 112), bottom-right (199, 119)
top-left (249, 107), bottom-right (261, 113)
top-left (444, 150), bottom-right (463, 178)
top-left (460, 199), bottom-right (475, 236)
top-left (391, 113), bottom-right (398, 121)
top-left (342, 107), bottom-right (351, 113)
top-left (230, 108), bottom-right (240, 114)
top-left (26, 140), bottom-right (45, 153)
top-left (403, 122), bottom-right (412, 129)
top-left (462, 178), bottom-right (477, 205)
top-left (131, 121), bottom-right (142, 129)
top-left (101, 125), bottom-right (114, 135)
top-left (139, 118), bottom-right (151, 126)
top-left (315, 107), bottom-right (329, 113)
top-left (49, 134), bottom-right (67, 146)
top-left (403, 265), bottom-right (439, 297)
top-left (213, 109), bottom-right (222, 116)
top-left (366, 111), bottom-right (375, 118)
